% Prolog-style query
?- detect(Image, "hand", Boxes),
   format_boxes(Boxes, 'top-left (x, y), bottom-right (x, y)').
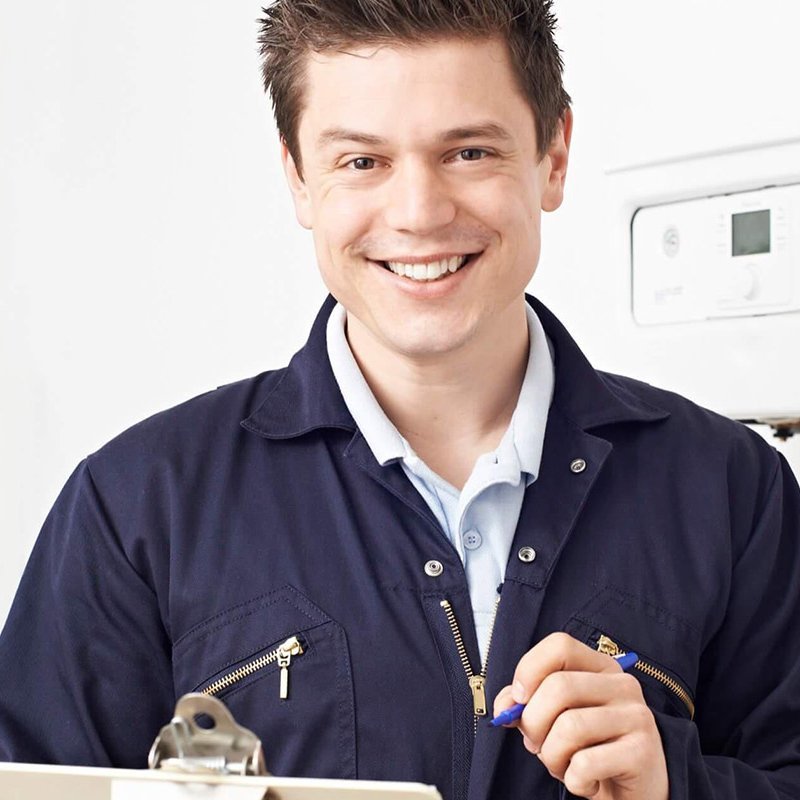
top-left (492, 632), bottom-right (668, 800)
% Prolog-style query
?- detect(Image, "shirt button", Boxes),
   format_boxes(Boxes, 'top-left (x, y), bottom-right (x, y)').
top-left (570, 458), bottom-right (587, 474)
top-left (462, 529), bottom-right (483, 550)
top-left (424, 559), bottom-right (444, 577)
top-left (518, 546), bottom-right (537, 563)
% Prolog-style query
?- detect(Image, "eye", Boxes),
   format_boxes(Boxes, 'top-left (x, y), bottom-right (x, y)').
top-left (457, 148), bottom-right (489, 162)
top-left (347, 157), bottom-right (376, 171)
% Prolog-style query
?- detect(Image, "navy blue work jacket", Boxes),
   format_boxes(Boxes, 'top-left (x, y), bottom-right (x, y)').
top-left (1, 295), bottom-right (799, 800)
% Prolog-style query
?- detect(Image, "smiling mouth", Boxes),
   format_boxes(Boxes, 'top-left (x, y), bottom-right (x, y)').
top-left (379, 253), bottom-right (480, 282)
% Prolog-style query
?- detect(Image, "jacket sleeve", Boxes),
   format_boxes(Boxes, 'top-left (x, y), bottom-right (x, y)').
top-left (0, 459), bottom-right (175, 767)
top-left (657, 450), bottom-right (800, 799)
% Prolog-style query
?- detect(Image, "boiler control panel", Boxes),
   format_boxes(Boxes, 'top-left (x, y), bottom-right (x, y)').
top-left (632, 182), bottom-right (798, 325)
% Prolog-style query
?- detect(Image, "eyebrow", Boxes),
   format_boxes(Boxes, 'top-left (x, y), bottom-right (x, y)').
top-left (316, 122), bottom-right (514, 149)
top-left (317, 129), bottom-right (387, 148)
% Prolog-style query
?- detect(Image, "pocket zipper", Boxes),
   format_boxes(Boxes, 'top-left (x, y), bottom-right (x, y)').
top-left (201, 635), bottom-right (305, 700)
top-left (440, 597), bottom-right (500, 734)
top-left (596, 634), bottom-right (695, 719)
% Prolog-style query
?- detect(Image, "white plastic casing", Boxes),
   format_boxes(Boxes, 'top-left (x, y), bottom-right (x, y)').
top-left (632, 183), bottom-right (798, 325)
top-left (602, 138), bottom-right (800, 421)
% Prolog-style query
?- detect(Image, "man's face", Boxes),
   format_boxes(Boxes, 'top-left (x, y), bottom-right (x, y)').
top-left (283, 36), bottom-right (570, 361)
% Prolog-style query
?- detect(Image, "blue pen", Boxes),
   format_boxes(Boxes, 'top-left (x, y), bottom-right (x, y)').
top-left (487, 651), bottom-right (639, 727)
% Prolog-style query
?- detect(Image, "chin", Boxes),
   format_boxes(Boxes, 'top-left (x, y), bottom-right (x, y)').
top-left (383, 328), bottom-right (474, 360)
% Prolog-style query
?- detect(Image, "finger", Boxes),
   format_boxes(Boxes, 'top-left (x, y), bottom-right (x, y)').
top-left (535, 703), bottom-right (652, 780)
top-left (519, 670), bottom-right (644, 752)
top-left (491, 684), bottom-right (517, 718)
top-left (561, 733), bottom-right (666, 799)
top-left (511, 632), bottom-right (620, 704)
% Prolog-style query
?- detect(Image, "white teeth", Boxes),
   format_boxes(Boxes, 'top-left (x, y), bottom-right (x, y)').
top-left (385, 255), bottom-right (470, 281)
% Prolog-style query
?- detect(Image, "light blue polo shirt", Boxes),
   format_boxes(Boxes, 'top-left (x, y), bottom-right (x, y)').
top-left (326, 302), bottom-right (554, 665)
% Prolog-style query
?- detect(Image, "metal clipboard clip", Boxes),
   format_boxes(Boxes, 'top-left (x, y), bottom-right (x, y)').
top-left (148, 693), bottom-right (268, 777)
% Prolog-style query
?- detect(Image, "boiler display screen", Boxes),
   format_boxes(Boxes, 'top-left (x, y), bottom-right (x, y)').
top-left (732, 209), bottom-right (770, 256)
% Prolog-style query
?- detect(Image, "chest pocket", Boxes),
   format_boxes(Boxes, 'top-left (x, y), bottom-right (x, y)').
top-left (562, 585), bottom-right (699, 721)
top-left (172, 585), bottom-right (356, 779)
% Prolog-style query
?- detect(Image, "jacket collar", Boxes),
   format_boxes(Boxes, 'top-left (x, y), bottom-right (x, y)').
top-left (241, 294), bottom-right (356, 439)
top-left (241, 293), bottom-right (669, 439)
top-left (531, 297), bottom-right (669, 429)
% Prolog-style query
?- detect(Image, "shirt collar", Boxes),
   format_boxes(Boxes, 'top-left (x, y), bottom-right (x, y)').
top-left (325, 302), bottom-right (407, 466)
top-left (241, 294), bottom-right (670, 440)
top-left (325, 301), bottom-right (554, 484)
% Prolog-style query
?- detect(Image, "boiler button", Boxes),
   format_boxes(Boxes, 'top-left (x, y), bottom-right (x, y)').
top-left (724, 265), bottom-right (758, 302)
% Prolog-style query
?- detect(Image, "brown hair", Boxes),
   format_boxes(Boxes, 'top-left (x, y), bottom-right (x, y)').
top-left (258, 1), bottom-right (571, 177)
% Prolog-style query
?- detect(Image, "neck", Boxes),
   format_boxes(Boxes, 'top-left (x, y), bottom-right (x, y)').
top-left (345, 299), bottom-right (530, 488)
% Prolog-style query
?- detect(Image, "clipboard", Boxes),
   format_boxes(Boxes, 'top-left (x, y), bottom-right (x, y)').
top-left (0, 694), bottom-right (443, 799)
top-left (0, 762), bottom-right (443, 800)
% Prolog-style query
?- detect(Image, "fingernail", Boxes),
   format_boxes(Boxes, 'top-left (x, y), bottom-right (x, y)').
top-left (511, 680), bottom-right (527, 703)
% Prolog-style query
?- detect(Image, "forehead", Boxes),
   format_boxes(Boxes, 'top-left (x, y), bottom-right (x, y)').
top-left (295, 36), bottom-right (536, 150)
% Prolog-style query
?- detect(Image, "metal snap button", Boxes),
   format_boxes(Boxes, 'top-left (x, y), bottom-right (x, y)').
top-left (518, 546), bottom-right (536, 563)
top-left (462, 529), bottom-right (482, 551)
top-left (424, 559), bottom-right (444, 577)
top-left (570, 458), bottom-right (587, 474)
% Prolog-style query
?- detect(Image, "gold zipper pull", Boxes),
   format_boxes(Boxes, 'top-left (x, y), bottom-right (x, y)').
top-left (277, 636), bottom-right (304, 700)
top-left (596, 633), bottom-right (694, 718)
top-left (468, 675), bottom-right (487, 716)
top-left (596, 635), bottom-right (622, 656)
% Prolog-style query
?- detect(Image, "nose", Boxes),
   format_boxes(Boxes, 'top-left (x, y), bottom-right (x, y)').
top-left (381, 159), bottom-right (457, 234)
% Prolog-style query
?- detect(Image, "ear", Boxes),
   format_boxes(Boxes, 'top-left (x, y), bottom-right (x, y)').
top-left (540, 107), bottom-right (573, 213)
top-left (281, 140), bottom-right (313, 230)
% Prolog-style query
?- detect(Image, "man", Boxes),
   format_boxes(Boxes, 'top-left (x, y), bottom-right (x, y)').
top-left (1, 2), bottom-right (798, 799)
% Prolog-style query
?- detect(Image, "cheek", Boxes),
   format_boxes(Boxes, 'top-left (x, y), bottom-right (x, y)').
top-left (313, 245), bottom-right (354, 305)
top-left (464, 175), bottom-right (539, 230)
top-left (311, 189), bottom-right (374, 258)
top-left (499, 181), bottom-right (543, 252)
top-left (475, 181), bottom-right (542, 285)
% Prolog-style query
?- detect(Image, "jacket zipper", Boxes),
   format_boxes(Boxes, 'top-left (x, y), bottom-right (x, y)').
top-left (440, 597), bottom-right (501, 734)
top-left (596, 634), bottom-right (695, 719)
top-left (201, 635), bottom-right (305, 700)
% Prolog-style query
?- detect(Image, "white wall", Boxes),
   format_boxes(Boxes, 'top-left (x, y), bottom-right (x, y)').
top-left (0, 2), bottom-right (327, 624)
top-left (2, 2), bottom-right (799, 625)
